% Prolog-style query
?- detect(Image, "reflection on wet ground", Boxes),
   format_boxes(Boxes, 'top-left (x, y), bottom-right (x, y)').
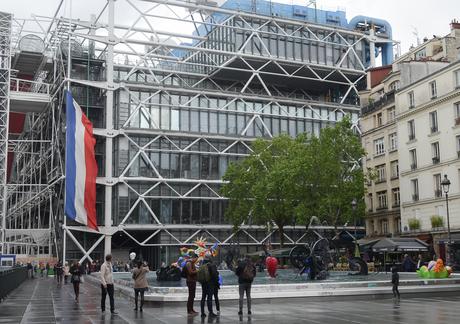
top-left (1, 275), bottom-right (459, 323)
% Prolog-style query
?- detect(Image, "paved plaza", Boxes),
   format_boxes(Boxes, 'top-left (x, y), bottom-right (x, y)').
top-left (0, 277), bottom-right (459, 324)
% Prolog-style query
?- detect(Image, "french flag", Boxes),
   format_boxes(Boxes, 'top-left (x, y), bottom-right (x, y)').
top-left (64, 90), bottom-right (98, 231)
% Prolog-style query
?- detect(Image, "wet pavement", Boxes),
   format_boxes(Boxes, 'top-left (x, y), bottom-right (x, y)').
top-left (1, 275), bottom-right (460, 323)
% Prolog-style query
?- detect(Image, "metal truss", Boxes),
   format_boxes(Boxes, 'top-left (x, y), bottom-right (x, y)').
top-left (2, 0), bottom-right (385, 263)
top-left (0, 12), bottom-right (12, 255)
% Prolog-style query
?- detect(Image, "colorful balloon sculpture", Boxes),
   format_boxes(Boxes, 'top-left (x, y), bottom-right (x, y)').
top-left (266, 256), bottom-right (278, 278)
top-left (172, 236), bottom-right (220, 269)
top-left (417, 258), bottom-right (452, 279)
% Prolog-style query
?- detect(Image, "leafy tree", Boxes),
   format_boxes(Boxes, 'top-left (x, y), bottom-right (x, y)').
top-left (221, 135), bottom-right (306, 247)
top-left (295, 118), bottom-right (367, 227)
top-left (221, 117), bottom-right (368, 247)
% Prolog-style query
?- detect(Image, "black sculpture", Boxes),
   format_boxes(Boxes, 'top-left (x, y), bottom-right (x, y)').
top-left (289, 238), bottom-right (368, 280)
top-left (156, 265), bottom-right (181, 281)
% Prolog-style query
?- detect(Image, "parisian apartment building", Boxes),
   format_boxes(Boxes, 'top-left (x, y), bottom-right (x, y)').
top-left (397, 60), bottom-right (460, 259)
top-left (360, 21), bottom-right (460, 242)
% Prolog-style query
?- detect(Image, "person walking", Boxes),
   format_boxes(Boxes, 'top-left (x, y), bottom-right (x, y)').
top-left (185, 253), bottom-right (198, 316)
top-left (132, 261), bottom-right (149, 311)
top-left (70, 262), bottom-right (82, 302)
top-left (391, 266), bottom-right (400, 299)
top-left (235, 256), bottom-right (256, 315)
top-left (100, 254), bottom-right (117, 314)
top-left (55, 261), bottom-right (63, 285)
top-left (197, 254), bottom-right (218, 318)
top-left (45, 262), bottom-right (50, 278)
top-left (27, 262), bottom-right (33, 279)
top-left (64, 262), bottom-right (70, 284)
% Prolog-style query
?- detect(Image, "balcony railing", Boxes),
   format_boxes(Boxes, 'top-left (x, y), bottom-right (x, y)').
top-left (10, 78), bottom-right (51, 95)
top-left (432, 156), bottom-right (440, 164)
top-left (361, 90), bottom-right (395, 115)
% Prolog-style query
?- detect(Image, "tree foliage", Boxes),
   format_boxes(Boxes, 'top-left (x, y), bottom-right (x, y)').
top-left (221, 117), bottom-right (368, 247)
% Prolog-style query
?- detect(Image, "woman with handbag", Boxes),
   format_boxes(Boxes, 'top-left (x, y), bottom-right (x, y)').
top-left (132, 261), bottom-right (149, 311)
top-left (70, 261), bottom-right (82, 302)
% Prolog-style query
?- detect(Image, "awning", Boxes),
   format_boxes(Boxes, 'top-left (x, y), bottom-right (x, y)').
top-left (357, 238), bottom-right (380, 251)
top-left (372, 238), bottom-right (429, 252)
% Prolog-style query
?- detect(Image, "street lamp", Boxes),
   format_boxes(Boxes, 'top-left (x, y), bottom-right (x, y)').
top-left (441, 174), bottom-right (451, 265)
top-left (351, 198), bottom-right (357, 241)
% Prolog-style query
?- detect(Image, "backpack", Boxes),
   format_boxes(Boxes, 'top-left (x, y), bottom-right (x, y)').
top-left (197, 263), bottom-right (211, 284)
top-left (240, 263), bottom-right (255, 281)
top-left (181, 263), bottom-right (188, 279)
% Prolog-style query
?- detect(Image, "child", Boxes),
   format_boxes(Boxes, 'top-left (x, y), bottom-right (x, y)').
top-left (391, 267), bottom-right (400, 299)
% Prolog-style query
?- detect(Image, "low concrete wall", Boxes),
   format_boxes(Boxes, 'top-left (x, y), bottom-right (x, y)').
top-left (86, 272), bottom-right (460, 307)
top-left (0, 267), bottom-right (28, 302)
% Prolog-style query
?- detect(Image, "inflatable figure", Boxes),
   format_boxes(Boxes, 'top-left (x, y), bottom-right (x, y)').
top-left (266, 256), bottom-right (278, 278)
top-left (417, 259), bottom-right (452, 279)
top-left (160, 237), bottom-right (220, 281)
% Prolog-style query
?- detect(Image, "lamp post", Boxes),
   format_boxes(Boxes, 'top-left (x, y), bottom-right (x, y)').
top-left (441, 174), bottom-right (451, 265)
top-left (351, 198), bottom-right (357, 241)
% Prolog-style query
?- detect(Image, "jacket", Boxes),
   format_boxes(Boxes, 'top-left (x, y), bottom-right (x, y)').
top-left (132, 266), bottom-right (149, 289)
top-left (235, 259), bottom-right (256, 284)
top-left (201, 260), bottom-right (219, 286)
top-left (100, 261), bottom-right (114, 286)
top-left (186, 261), bottom-right (197, 283)
top-left (391, 272), bottom-right (399, 285)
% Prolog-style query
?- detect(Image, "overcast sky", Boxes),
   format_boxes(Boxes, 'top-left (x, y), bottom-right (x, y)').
top-left (2, 0), bottom-right (460, 55)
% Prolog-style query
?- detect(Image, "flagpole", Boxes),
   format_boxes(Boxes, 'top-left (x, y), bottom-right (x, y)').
top-left (62, 0), bottom-right (72, 266)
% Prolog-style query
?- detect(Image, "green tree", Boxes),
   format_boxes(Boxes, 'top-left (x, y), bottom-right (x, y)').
top-left (221, 117), bottom-right (368, 246)
top-left (221, 135), bottom-right (306, 247)
top-left (296, 117), bottom-right (367, 227)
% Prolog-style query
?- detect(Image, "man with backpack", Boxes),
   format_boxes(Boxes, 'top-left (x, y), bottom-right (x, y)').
top-left (235, 256), bottom-right (256, 315)
top-left (184, 253), bottom-right (198, 315)
top-left (197, 254), bottom-right (218, 318)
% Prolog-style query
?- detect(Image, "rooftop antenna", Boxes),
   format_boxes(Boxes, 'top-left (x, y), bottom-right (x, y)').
top-left (411, 26), bottom-right (421, 46)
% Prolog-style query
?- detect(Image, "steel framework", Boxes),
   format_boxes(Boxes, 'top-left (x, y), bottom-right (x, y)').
top-left (2, 0), bottom-right (391, 266)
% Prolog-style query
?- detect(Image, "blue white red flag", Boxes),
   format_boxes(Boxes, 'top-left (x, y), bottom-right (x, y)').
top-left (64, 90), bottom-right (98, 231)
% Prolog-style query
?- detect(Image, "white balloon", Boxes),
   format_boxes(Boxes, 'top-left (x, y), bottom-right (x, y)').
top-left (129, 252), bottom-right (136, 260)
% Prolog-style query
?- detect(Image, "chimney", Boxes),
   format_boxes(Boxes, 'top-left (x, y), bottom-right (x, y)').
top-left (451, 19), bottom-right (460, 31)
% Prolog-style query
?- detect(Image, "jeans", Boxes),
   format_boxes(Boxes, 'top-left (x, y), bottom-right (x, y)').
top-left (186, 281), bottom-right (196, 313)
top-left (392, 284), bottom-right (400, 298)
top-left (212, 284), bottom-right (220, 311)
top-left (101, 284), bottom-right (115, 312)
top-left (200, 282), bottom-right (213, 314)
top-left (73, 282), bottom-right (80, 299)
top-left (134, 288), bottom-right (146, 309)
top-left (239, 282), bottom-right (252, 312)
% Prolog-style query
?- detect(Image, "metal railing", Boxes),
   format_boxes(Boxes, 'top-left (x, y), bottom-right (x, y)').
top-left (0, 266), bottom-right (27, 302)
top-left (361, 90), bottom-right (395, 115)
top-left (10, 78), bottom-right (51, 95)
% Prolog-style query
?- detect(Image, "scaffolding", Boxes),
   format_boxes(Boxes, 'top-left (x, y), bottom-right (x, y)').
top-left (1, 0), bottom-right (393, 266)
